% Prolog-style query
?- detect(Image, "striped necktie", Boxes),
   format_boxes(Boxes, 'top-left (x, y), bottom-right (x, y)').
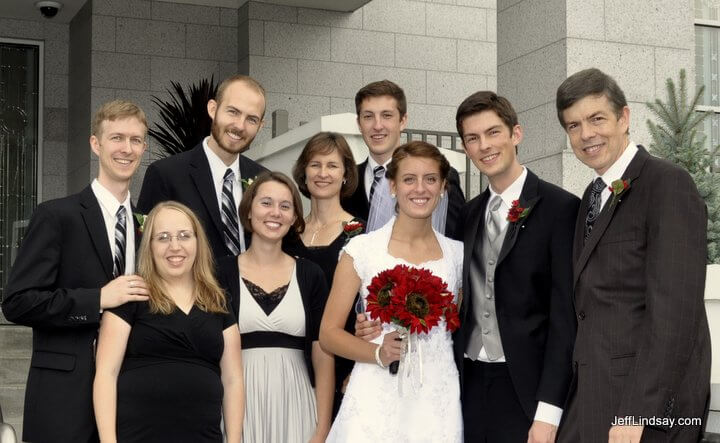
top-left (368, 165), bottom-right (385, 206)
top-left (113, 206), bottom-right (127, 278)
top-left (584, 177), bottom-right (606, 243)
top-left (221, 168), bottom-right (242, 255)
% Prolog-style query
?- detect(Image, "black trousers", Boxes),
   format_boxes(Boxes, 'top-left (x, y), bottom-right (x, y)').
top-left (462, 359), bottom-right (531, 443)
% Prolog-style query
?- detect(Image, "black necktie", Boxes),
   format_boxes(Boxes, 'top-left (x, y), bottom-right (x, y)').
top-left (113, 206), bottom-right (127, 278)
top-left (221, 169), bottom-right (241, 255)
top-left (584, 177), bottom-right (606, 242)
top-left (368, 165), bottom-right (385, 206)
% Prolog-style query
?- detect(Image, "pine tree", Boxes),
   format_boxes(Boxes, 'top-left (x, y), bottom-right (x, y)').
top-left (646, 69), bottom-right (720, 264)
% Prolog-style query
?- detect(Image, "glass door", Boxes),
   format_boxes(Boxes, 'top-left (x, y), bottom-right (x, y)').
top-left (0, 40), bottom-right (41, 303)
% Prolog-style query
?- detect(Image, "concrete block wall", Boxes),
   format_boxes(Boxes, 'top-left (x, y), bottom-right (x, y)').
top-left (0, 18), bottom-right (69, 202)
top-left (498, 0), bottom-right (694, 196)
top-left (562, 0), bottom-right (695, 196)
top-left (239, 0), bottom-right (497, 164)
top-left (76, 0), bottom-right (242, 197)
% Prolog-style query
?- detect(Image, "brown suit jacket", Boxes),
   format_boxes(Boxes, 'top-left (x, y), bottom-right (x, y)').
top-left (559, 147), bottom-right (710, 442)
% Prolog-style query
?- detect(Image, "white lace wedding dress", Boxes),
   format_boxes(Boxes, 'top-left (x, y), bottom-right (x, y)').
top-left (327, 218), bottom-right (463, 443)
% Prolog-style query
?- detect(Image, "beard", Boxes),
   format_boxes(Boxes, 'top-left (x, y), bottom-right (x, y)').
top-left (210, 120), bottom-right (255, 156)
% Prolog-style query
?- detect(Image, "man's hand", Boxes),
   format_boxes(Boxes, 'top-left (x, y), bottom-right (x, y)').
top-left (527, 420), bottom-right (557, 443)
top-left (379, 330), bottom-right (404, 367)
top-left (100, 275), bottom-right (149, 309)
top-left (354, 313), bottom-right (382, 341)
top-left (608, 425), bottom-right (643, 443)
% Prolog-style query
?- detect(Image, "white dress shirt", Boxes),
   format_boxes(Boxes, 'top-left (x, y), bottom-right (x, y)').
top-left (203, 137), bottom-right (245, 251)
top-left (595, 141), bottom-right (638, 209)
top-left (91, 179), bottom-right (135, 275)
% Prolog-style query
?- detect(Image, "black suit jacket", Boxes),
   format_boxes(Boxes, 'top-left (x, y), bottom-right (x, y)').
top-left (452, 169), bottom-right (579, 420)
top-left (2, 186), bottom-right (139, 443)
top-left (137, 143), bottom-right (267, 261)
top-left (558, 147), bottom-right (710, 442)
top-left (341, 158), bottom-right (465, 236)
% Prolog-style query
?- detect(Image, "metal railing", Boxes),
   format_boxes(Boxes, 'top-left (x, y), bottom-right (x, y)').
top-left (402, 128), bottom-right (474, 199)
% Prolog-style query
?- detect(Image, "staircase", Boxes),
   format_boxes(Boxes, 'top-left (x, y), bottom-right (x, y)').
top-left (0, 323), bottom-right (30, 442)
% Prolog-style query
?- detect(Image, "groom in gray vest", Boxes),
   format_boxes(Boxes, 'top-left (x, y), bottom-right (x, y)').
top-left (452, 91), bottom-right (579, 443)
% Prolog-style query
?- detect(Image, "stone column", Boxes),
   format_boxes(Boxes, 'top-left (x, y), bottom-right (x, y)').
top-left (498, 0), bottom-right (694, 196)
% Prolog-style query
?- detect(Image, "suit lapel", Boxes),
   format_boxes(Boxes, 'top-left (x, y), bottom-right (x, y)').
top-left (573, 147), bottom-right (649, 288)
top-left (80, 186), bottom-right (114, 280)
top-left (497, 170), bottom-right (541, 265)
top-left (189, 146), bottom-right (225, 238)
top-left (573, 185), bottom-right (592, 265)
top-left (238, 155), bottom-right (258, 182)
top-left (357, 160), bottom-right (369, 214)
top-left (131, 204), bottom-right (141, 251)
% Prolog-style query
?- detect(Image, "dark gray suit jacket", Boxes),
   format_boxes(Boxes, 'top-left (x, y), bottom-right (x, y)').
top-left (559, 147), bottom-right (711, 442)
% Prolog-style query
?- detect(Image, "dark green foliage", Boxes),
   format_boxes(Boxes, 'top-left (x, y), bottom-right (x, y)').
top-left (646, 69), bottom-right (720, 263)
top-left (149, 77), bottom-right (218, 158)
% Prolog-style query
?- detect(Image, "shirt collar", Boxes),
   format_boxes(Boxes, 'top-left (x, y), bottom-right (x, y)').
top-left (91, 179), bottom-right (131, 215)
top-left (598, 141), bottom-right (638, 187)
top-left (203, 136), bottom-right (240, 180)
top-left (488, 166), bottom-right (527, 209)
top-left (367, 154), bottom-right (392, 172)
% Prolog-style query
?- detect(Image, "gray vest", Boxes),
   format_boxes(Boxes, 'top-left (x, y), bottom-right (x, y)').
top-left (466, 217), bottom-right (507, 361)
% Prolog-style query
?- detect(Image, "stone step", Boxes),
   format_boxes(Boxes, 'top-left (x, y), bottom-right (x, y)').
top-left (0, 357), bottom-right (30, 388)
top-left (0, 385), bottom-right (24, 441)
top-left (0, 325), bottom-right (31, 442)
top-left (0, 327), bottom-right (31, 358)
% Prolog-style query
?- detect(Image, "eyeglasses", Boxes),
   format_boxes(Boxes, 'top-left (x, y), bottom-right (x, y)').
top-left (153, 230), bottom-right (195, 243)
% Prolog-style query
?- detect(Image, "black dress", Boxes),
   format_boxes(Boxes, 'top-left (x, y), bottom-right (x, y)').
top-left (282, 218), bottom-right (365, 417)
top-left (109, 301), bottom-right (236, 443)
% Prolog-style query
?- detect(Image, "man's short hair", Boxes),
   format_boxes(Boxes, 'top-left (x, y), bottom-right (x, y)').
top-left (355, 80), bottom-right (407, 117)
top-left (91, 99), bottom-right (148, 138)
top-left (455, 91), bottom-right (519, 138)
top-left (215, 75), bottom-right (267, 117)
top-left (555, 68), bottom-right (628, 128)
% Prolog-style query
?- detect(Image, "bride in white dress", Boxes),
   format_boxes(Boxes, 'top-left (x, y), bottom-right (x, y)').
top-left (319, 141), bottom-right (463, 443)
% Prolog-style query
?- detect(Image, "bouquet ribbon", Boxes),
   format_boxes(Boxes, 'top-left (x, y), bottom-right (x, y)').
top-left (396, 326), bottom-right (424, 396)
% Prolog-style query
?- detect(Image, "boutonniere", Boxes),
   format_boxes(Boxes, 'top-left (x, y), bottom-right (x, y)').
top-left (133, 212), bottom-right (147, 234)
top-left (506, 200), bottom-right (530, 223)
top-left (342, 220), bottom-right (364, 244)
top-left (608, 179), bottom-right (631, 206)
top-left (240, 177), bottom-right (256, 191)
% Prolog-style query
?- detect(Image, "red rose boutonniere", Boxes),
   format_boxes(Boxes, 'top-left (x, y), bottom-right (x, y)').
top-left (506, 200), bottom-right (530, 223)
top-left (608, 178), bottom-right (631, 207)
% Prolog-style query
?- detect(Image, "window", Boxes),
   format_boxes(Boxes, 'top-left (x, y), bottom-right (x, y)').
top-left (0, 39), bottom-right (42, 301)
top-left (695, 0), bottom-right (720, 170)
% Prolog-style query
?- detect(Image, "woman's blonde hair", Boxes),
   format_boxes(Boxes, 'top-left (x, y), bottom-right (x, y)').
top-left (138, 201), bottom-right (228, 315)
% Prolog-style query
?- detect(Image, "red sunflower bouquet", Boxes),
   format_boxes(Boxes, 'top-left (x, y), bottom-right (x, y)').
top-left (365, 264), bottom-right (460, 374)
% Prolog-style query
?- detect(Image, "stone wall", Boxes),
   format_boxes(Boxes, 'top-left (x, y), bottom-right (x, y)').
top-left (240, 0), bottom-right (498, 162)
top-left (80, 0), bottom-right (242, 196)
top-left (498, 0), bottom-right (695, 195)
top-left (0, 17), bottom-right (70, 201)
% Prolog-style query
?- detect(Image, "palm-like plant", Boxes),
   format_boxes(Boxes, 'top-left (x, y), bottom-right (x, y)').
top-left (149, 77), bottom-right (218, 158)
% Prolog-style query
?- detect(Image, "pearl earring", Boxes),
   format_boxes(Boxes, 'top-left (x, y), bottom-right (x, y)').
top-left (391, 193), bottom-right (396, 198)
top-left (343, 178), bottom-right (347, 184)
